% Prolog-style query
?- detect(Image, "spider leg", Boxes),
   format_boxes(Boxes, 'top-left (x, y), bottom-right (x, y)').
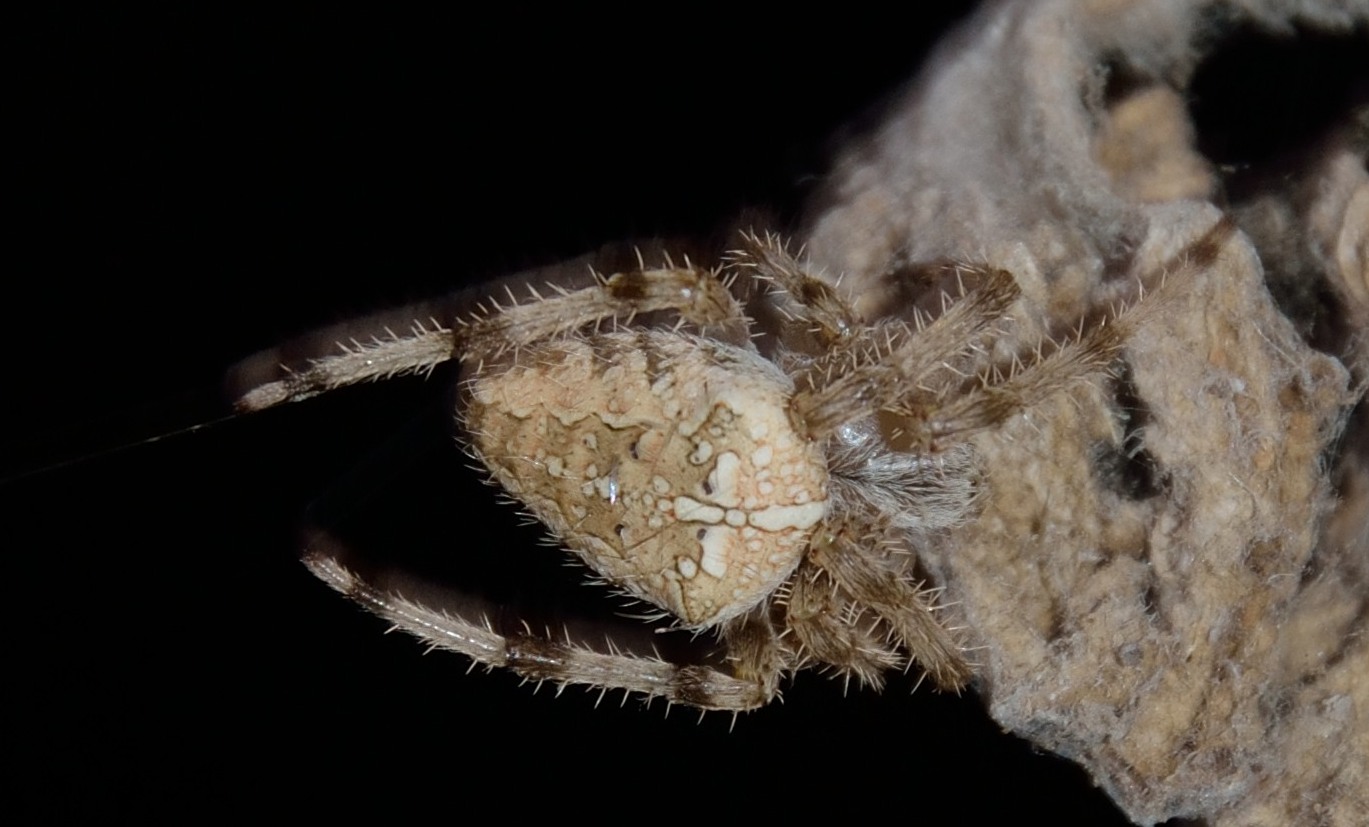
top-left (235, 262), bottom-right (749, 413)
top-left (732, 231), bottom-right (929, 408)
top-left (794, 218), bottom-right (1241, 446)
top-left (303, 544), bottom-right (777, 712)
top-left (898, 217), bottom-right (1242, 448)
top-left (731, 230), bottom-right (862, 347)
top-left (235, 319), bottom-right (457, 412)
top-left (791, 264), bottom-right (1022, 438)
top-left (455, 263), bottom-right (750, 359)
top-left (892, 318), bottom-right (1127, 447)
top-left (783, 562), bottom-right (904, 689)
top-left (807, 518), bottom-right (973, 691)
top-left (719, 604), bottom-right (792, 703)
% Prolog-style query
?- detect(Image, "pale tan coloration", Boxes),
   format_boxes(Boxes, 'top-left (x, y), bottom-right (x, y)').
top-left (218, 0), bottom-right (1363, 818)
top-left (235, 226), bottom-right (1136, 711)
top-left (464, 331), bottom-right (828, 628)
top-left (224, 1), bottom-right (1366, 821)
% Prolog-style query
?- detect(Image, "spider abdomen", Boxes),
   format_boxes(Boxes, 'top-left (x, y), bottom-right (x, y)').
top-left (463, 330), bottom-right (828, 629)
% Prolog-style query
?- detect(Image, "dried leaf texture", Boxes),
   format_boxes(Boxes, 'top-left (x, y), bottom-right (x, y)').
top-left (803, 1), bottom-right (1368, 824)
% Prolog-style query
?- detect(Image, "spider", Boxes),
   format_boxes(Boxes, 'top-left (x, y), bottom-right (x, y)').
top-left (235, 232), bottom-right (1125, 711)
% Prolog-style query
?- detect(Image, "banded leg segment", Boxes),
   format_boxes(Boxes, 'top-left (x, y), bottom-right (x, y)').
top-left (456, 263), bottom-right (749, 362)
top-left (784, 564), bottom-right (904, 689)
top-left (234, 263), bottom-right (747, 413)
top-left (791, 265), bottom-right (1022, 438)
top-left (893, 319), bottom-right (1127, 446)
top-left (732, 231), bottom-right (862, 347)
top-left (236, 320), bottom-right (457, 412)
top-left (808, 518), bottom-right (973, 691)
top-left (303, 548), bottom-right (777, 712)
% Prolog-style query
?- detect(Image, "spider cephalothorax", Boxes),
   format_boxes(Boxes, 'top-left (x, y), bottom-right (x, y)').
top-left (238, 233), bottom-right (1125, 710)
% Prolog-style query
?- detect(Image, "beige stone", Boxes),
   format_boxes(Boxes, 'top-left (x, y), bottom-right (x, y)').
top-left (803, 1), bottom-right (1368, 823)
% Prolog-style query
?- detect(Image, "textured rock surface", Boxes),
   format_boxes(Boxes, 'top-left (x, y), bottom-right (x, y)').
top-left (803, 1), bottom-right (1368, 824)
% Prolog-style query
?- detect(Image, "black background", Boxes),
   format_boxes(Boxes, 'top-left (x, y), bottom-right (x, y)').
top-left (20, 4), bottom-right (1360, 823)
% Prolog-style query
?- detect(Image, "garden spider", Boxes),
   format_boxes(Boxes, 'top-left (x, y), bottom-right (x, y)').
top-left (236, 231), bottom-right (1126, 711)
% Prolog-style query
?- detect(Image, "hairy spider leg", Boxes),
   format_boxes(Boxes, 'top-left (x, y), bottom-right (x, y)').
top-left (806, 516), bottom-right (973, 690)
top-left (885, 218), bottom-right (1239, 449)
top-left (732, 230), bottom-right (863, 347)
top-left (303, 544), bottom-right (774, 710)
top-left (244, 260), bottom-right (787, 710)
top-left (234, 262), bottom-right (749, 413)
top-left (791, 265), bottom-right (1023, 439)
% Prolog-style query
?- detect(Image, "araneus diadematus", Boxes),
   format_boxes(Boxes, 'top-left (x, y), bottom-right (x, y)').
top-left (236, 232), bottom-right (1125, 711)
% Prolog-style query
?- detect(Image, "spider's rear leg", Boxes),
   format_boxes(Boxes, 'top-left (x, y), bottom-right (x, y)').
top-left (303, 545), bottom-right (778, 712)
top-left (719, 605), bottom-right (792, 704)
top-left (235, 319), bottom-right (457, 412)
top-left (457, 260), bottom-right (751, 360)
top-left (234, 260), bottom-right (749, 413)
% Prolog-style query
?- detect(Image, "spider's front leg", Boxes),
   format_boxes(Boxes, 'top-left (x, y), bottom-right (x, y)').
top-left (792, 219), bottom-right (1241, 448)
top-left (734, 232), bottom-right (1036, 443)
